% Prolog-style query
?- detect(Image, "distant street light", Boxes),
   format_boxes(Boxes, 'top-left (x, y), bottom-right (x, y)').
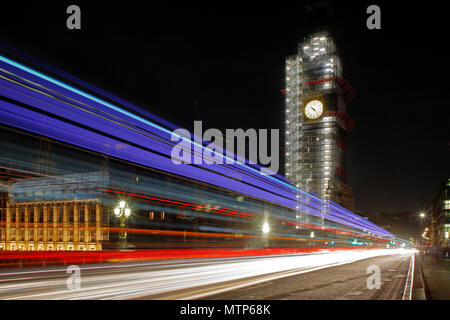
top-left (114, 201), bottom-right (131, 249)
top-left (262, 222), bottom-right (270, 234)
top-left (420, 212), bottom-right (425, 218)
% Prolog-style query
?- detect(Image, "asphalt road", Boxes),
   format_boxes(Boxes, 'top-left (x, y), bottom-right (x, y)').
top-left (207, 254), bottom-right (413, 300)
top-left (0, 249), bottom-right (415, 300)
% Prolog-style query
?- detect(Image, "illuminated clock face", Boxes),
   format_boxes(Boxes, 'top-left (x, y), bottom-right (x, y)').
top-left (304, 100), bottom-right (323, 120)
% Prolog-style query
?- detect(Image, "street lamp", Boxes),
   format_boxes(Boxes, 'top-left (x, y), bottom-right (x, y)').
top-left (420, 212), bottom-right (425, 218)
top-left (262, 222), bottom-right (270, 234)
top-left (114, 201), bottom-right (131, 249)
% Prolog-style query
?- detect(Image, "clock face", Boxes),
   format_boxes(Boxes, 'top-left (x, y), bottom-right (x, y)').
top-left (304, 100), bottom-right (323, 120)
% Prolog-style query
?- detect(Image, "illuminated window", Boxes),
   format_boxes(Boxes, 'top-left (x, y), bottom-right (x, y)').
top-left (444, 200), bottom-right (450, 210)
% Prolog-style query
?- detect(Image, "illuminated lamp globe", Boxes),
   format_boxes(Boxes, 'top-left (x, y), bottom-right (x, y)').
top-left (262, 222), bottom-right (270, 234)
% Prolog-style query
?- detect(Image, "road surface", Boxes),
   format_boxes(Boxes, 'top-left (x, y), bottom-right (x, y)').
top-left (0, 249), bottom-right (416, 300)
top-left (207, 254), bottom-right (414, 300)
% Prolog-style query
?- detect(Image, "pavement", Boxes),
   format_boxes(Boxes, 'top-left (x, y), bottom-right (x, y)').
top-left (419, 254), bottom-right (450, 300)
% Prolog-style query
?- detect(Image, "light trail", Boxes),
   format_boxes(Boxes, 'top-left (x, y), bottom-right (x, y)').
top-left (402, 253), bottom-right (415, 300)
top-left (0, 249), bottom-right (416, 300)
top-left (0, 53), bottom-right (395, 238)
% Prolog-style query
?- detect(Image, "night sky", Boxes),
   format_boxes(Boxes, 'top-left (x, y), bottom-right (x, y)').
top-left (1, 1), bottom-right (448, 214)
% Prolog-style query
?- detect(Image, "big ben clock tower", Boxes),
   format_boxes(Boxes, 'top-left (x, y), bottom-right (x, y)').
top-left (284, 31), bottom-right (355, 211)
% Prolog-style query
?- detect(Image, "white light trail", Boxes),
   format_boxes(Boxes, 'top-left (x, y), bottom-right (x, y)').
top-left (0, 249), bottom-right (417, 300)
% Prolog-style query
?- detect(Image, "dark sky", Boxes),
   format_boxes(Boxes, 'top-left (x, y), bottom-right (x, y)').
top-left (1, 1), bottom-right (448, 214)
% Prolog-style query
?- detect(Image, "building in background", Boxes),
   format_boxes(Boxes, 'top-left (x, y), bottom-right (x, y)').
top-left (0, 171), bottom-right (109, 251)
top-left (284, 31), bottom-right (356, 211)
top-left (430, 177), bottom-right (450, 252)
top-left (33, 138), bottom-right (56, 176)
top-left (366, 211), bottom-right (421, 242)
top-left (0, 190), bottom-right (7, 249)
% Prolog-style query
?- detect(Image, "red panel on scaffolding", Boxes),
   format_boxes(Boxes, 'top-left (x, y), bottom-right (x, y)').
top-left (324, 111), bottom-right (356, 131)
top-left (305, 77), bottom-right (357, 102)
top-left (336, 167), bottom-right (347, 179)
top-left (336, 140), bottom-right (346, 152)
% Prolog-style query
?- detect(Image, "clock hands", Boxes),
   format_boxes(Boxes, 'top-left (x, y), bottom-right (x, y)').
top-left (305, 100), bottom-right (323, 119)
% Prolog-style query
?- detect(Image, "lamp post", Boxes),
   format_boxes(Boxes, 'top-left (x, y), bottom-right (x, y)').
top-left (418, 212), bottom-right (426, 247)
top-left (114, 201), bottom-right (131, 249)
top-left (261, 222), bottom-right (270, 248)
top-left (262, 222), bottom-right (270, 235)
